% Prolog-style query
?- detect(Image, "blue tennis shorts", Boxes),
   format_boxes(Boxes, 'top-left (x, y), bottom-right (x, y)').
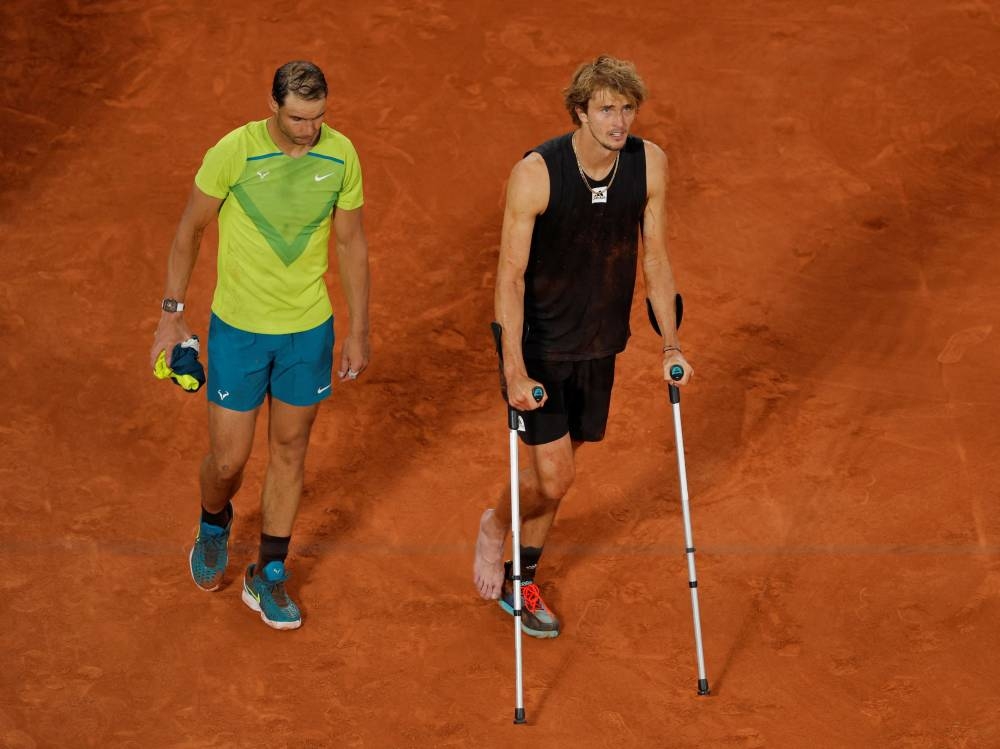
top-left (207, 313), bottom-right (334, 411)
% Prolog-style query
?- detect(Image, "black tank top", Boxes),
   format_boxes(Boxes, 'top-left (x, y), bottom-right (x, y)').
top-left (523, 132), bottom-right (647, 361)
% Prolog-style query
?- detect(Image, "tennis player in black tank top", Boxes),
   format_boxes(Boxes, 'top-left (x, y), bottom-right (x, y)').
top-left (474, 56), bottom-right (693, 639)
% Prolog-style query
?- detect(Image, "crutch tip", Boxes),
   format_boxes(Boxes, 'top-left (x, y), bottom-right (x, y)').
top-left (514, 708), bottom-right (527, 724)
top-left (697, 679), bottom-right (711, 696)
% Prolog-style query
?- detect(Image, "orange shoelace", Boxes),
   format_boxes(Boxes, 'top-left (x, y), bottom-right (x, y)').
top-left (521, 582), bottom-right (542, 614)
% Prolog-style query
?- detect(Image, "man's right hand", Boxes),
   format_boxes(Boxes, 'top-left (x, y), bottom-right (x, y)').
top-left (150, 313), bottom-right (193, 369)
top-left (506, 373), bottom-right (547, 411)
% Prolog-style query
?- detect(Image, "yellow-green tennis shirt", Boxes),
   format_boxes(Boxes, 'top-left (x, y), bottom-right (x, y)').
top-left (195, 119), bottom-right (364, 334)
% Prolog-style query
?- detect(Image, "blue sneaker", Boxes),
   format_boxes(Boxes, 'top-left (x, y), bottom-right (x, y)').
top-left (498, 564), bottom-right (560, 639)
top-left (188, 511), bottom-right (232, 591)
top-left (241, 561), bottom-right (302, 630)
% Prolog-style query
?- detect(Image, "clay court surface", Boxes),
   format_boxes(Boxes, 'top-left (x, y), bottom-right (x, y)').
top-left (3, 1), bottom-right (999, 746)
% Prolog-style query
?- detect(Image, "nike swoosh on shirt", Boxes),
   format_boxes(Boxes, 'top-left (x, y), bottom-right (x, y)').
top-left (314, 173), bottom-right (335, 182)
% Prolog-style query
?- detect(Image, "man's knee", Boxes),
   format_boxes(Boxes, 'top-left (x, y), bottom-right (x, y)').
top-left (205, 451), bottom-right (247, 482)
top-left (536, 466), bottom-right (574, 501)
top-left (529, 438), bottom-right (576, 501)
top-left (268, 431), bottom-right (311, 466)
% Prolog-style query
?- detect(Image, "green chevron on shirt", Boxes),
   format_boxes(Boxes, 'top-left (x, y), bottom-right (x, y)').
top-left (231, 178), bottom-right (337, 267)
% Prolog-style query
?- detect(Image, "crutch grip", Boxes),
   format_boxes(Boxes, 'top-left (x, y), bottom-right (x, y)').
top-left (492, 322), bottom-right (545, 413)
top-left (507, 386), bottom-right (543, 429)
top-left (668, 364), bottom-right (684, 404)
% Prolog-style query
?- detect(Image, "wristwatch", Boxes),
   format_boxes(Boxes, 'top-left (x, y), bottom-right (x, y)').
top-left (161, 298), bottom-right (185, 313)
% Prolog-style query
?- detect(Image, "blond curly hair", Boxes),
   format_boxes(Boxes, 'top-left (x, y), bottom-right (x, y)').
top-left (563, 55), bottom-right (647, 126)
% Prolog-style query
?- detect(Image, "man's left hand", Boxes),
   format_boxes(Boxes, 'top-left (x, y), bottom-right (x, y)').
top-left (663, 350), bottom-right (693, 386)
top-left (338, 334), bottom-right (370, 381)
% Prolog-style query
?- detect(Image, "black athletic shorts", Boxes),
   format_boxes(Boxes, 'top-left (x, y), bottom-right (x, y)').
top-left (518, 355), bottom-right (616, 446)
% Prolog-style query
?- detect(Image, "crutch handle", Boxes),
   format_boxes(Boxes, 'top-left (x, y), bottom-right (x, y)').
top-left (668, 365), bottom-right (684, 404)
top-left (491, 322), bottom-right (544, 410)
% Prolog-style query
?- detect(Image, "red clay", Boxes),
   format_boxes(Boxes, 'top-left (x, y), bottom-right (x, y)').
top-left (2, 1), bottom-right (999, 747)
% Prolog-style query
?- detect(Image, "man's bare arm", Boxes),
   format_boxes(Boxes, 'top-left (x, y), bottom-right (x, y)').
top-left (149, 184), bottom-right (223, 368)
top-left (641, 141), bottom-right (693, 384)
top-left (332, 205), bottom-right (371, 379)
top-left (494, 153), bottom-right (550, 410)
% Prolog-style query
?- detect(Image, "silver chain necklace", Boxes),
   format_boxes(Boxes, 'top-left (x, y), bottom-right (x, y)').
top-left (571, 132), bottom-right (620, 204)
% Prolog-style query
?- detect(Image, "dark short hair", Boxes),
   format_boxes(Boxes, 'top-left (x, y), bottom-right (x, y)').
top-left (563, 55), bottom-right (647, 126)
top-left (272, 61), bottom-right (328, 106)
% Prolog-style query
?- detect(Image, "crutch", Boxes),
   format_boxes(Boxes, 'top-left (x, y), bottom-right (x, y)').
top-left (490, 322), bottom-right (544, 724)
top-left (647, 295), bottom-right (710, 696)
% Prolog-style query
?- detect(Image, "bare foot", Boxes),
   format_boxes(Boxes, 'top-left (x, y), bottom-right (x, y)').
top-left (473, 508), bottom-right (506, 599)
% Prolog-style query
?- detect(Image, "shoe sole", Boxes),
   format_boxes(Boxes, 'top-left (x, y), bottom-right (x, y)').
top-left (241, 587), bottom-right (302, 631)
top-left (189, 546), bottom-right (223, 592)
top-left (498, 599), bottom-right (560, 639)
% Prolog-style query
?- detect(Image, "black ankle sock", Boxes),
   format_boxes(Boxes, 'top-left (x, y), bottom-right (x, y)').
top-left (521, 546), bottom-right (543, 581)
top-left (505, 546), bottom-right (544, 583)
top-left (257, 533), bottom-right (291, 573)
top-left (201, 501), bottom-right (232, 529)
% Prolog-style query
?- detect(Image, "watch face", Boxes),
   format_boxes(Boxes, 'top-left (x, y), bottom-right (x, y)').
top-left (162, 298), bottom-right (179, 312)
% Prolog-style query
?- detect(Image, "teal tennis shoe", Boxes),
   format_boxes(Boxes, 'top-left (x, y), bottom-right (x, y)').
top-left (242, 561), bottom-right (302, 630)
top-left (189, 512), bottom-right (232, 591)
top-left (499, 568), bottom-right (560, 639)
